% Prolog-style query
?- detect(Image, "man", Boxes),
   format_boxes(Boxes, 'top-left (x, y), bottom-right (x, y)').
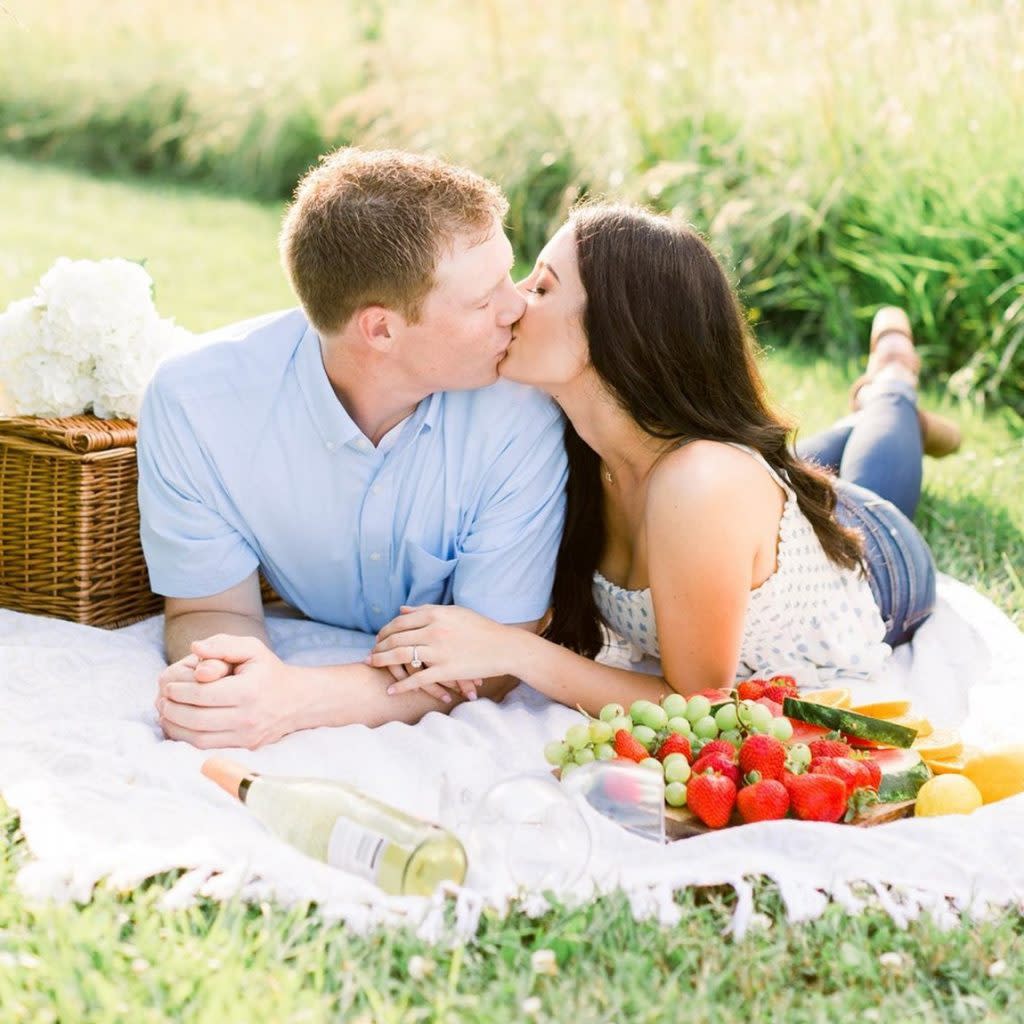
top-left (138, 149), bottom-right (567, 749)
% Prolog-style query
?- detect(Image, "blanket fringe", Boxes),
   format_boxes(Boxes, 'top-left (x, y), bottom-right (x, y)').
top-left (14, 852), bottom-right (1024, 947)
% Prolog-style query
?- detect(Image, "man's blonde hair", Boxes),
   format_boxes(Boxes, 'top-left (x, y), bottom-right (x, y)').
top-left (279, 148), bottom-right (509, 334)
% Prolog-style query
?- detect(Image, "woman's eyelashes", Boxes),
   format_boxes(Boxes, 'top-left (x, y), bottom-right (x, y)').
top-left (526, 273), bottom-right (549, 296)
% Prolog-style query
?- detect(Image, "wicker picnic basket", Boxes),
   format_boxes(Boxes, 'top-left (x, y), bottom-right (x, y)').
top-left (0, 414), bottom-right (161, 628)
top-left (0, 414), bottom-right (281, 628)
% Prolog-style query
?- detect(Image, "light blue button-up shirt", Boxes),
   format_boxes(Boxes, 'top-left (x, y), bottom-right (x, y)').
top-left (137, 309), bottom-right (568, 634)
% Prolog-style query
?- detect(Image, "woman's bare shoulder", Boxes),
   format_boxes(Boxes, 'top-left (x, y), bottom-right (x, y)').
top-left (647, 439), bottom-right (775, 510)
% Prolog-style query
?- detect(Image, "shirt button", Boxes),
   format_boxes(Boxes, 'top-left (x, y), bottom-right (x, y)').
top-left (371, 604), bottom-right (382, 614)
top-left (325, 441), bottom-right (336, 451)
top-left (371, 484), bottom-right (383, 495)
top-left (369, 552), bottom-right (382, 561)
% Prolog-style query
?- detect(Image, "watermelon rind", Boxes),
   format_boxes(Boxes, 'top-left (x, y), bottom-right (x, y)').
top-left (782, 697), bottom-right (918, 748)
top-left (872, 748), bottom-right (933, 802)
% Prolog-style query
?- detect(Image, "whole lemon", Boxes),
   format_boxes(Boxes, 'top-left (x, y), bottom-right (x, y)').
top-left (914, 775), bottom-right (983, 817)
top-left (962, 745), bottom-right (1024, 804)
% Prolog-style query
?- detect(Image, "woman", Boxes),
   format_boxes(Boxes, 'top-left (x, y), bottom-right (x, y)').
top-left (368, 203), bottom-right (953, 713)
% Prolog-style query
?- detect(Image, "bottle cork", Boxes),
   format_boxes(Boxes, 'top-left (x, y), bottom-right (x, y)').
top-left (201, 757), bottom-right (254, 800)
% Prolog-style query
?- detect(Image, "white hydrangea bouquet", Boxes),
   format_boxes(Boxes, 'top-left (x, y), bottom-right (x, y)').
top-left (0, 257), bottom-right (194, 420)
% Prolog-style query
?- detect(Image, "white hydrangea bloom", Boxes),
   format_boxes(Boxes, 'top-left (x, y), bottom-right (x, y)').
top-left (0, 257), bottom-right (195, 419)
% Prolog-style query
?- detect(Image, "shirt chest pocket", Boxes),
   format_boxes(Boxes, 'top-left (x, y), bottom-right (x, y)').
top-left (402, 542), bottom-right (457, 608)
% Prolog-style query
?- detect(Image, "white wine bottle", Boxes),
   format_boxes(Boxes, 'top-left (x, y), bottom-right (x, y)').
top-left (201, 758), bottom-right (467, 897)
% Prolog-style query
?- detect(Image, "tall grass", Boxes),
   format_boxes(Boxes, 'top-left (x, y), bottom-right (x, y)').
top-left (1, 0), bottom-right (1023, 407)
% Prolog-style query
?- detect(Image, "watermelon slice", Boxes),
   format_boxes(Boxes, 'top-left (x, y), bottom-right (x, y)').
top-left (870, 747), bottom-right (933, 802)
top-left (782, 697), bottom-right (918, 748)
top-left (847, 736), bottom-right (886, 750)
top-left (756, 696), bottom-right (785, 718)
top-left (699, 687), bottom-right (733, 702)
top-left (788, 719), bottom-right (830, 744)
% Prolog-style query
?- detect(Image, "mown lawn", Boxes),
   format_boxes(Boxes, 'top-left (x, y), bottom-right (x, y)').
top-left (1, 157), bottom-right (1022, 1022)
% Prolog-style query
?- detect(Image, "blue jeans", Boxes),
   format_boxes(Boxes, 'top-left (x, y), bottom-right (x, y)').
top-left (796, 380), bottom-right (937, 647)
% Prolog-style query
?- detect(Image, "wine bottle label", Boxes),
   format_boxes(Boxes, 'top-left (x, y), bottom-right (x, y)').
top-left (327, 817), bottom-right (388, 882)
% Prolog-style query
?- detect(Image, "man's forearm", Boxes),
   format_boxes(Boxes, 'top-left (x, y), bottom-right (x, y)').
top-left (288, 662), bottom-right (518, 731)
top-left (164, 611), bottom-right (270, 664)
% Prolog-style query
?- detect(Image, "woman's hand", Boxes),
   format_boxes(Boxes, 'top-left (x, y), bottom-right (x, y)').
top-left (369, 605), bottom-right (523, 696)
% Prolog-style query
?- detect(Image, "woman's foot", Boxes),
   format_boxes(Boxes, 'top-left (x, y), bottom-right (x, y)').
top-left (849, 306), bottom-right (962, 458)
top-left (867, 306), bottom-right (920, 382)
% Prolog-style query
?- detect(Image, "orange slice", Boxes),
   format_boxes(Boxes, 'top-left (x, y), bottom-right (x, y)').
top-left (925, 746), bottom-right (982, 775)
top-left (851, 699), bottom-right (912, 719)
top-left (912, 727), bottom-right (963, 762)
top-left (799, 687), bottom-right (852, 709)
top-left (889, 714), bottom-right (933, 738)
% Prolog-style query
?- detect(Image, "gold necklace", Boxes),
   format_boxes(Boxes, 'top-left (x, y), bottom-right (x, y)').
top-left (601, 458), bottom-right (624, 485)
top-left (602, 437), bottom-right (683, 486)
top-left (601, 450), bottom-right (651, 486)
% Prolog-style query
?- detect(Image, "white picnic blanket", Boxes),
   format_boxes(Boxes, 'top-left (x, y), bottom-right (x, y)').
top-left (1, 573), bottom-right (1023, 940)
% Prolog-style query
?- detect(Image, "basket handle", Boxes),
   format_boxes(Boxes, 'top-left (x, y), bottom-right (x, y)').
top-left (0, 415), bottom-right (138, 452)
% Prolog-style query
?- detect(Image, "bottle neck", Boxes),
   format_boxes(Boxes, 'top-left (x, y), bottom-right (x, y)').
top-left (238, 774), bottom-right (257, 803)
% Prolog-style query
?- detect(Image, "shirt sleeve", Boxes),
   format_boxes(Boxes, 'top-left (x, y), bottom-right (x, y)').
top-left (136, 370), bottom-right (259, 598)
top-left (452, 403), bottom-right (568, 623)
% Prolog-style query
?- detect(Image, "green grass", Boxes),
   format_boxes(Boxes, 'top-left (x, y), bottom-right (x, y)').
top-left (1, 157), bottom-right (1022, 1021)
top-left (2, 803), bottom-right (1023, 1024)
top-left (1, 0), bottom-right (1023, 406)
top-left (0, 158), bottom-right (294, 332)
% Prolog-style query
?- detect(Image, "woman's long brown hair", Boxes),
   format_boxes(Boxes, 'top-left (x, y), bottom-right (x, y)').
top-left (543, 202), bottom-right (865, 658)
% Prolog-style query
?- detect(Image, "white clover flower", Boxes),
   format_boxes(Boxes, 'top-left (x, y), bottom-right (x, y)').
top-left (530, 948), bottom-right (558, 976)
top-left (407, 955), bottom-right (435, 981)
top-left (0, 257), bottom-right (194, 419)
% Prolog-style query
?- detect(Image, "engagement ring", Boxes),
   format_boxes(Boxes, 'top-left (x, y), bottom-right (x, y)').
top-left (410, 646), bottom-right (423, 669)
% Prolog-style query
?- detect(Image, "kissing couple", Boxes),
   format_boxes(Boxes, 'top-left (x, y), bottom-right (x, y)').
top-left (142, 148), bottom-right (959, 750)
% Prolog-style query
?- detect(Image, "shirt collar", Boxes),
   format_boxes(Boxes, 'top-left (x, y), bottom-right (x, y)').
top-left (296, 323), bottom-right (362, 448)
top-left (295, 322), bottom-right (443, 450)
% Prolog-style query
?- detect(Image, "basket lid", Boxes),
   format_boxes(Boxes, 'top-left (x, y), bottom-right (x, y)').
top-left (0, 415), bottom-right (138, 453)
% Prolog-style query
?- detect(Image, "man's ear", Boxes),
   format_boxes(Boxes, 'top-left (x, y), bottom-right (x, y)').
top-left (355, 306), bottom-right (398, 352)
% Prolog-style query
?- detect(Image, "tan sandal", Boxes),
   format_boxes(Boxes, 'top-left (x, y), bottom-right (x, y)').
top-left (848, 307), bottom-right (961, 458)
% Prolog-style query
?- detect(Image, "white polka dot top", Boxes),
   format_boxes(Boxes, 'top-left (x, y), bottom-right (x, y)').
top-left (592, 443), bottom-right (890, 686)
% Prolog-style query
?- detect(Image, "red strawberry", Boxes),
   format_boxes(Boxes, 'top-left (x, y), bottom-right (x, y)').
top-left (808, 736), bottom-right (854, 761)
top-left (784, 773), bottom-right (848, 822)
top-left (764, 675), bottom-right (799, 703)
top-left (810, 756), bottom-right (873, 799)
top-left (699, 739), bottom-right (738, 762)
top-left (613, 729), bottom-right (648, 763)
top-left (736, 779), bottom-right (790, 823)
top-left (853, 754), bottom-right (882, 791)
top-left (687, 771), bottom-right (737, 829)
top-left (736, 679), bottom-right (767, 701)
top-left (739, 734), bottom-right (787, 781)
top-left (691, 752), bottom-right (740, 785)
top-left (655, 733), bottom-right (692, 763)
